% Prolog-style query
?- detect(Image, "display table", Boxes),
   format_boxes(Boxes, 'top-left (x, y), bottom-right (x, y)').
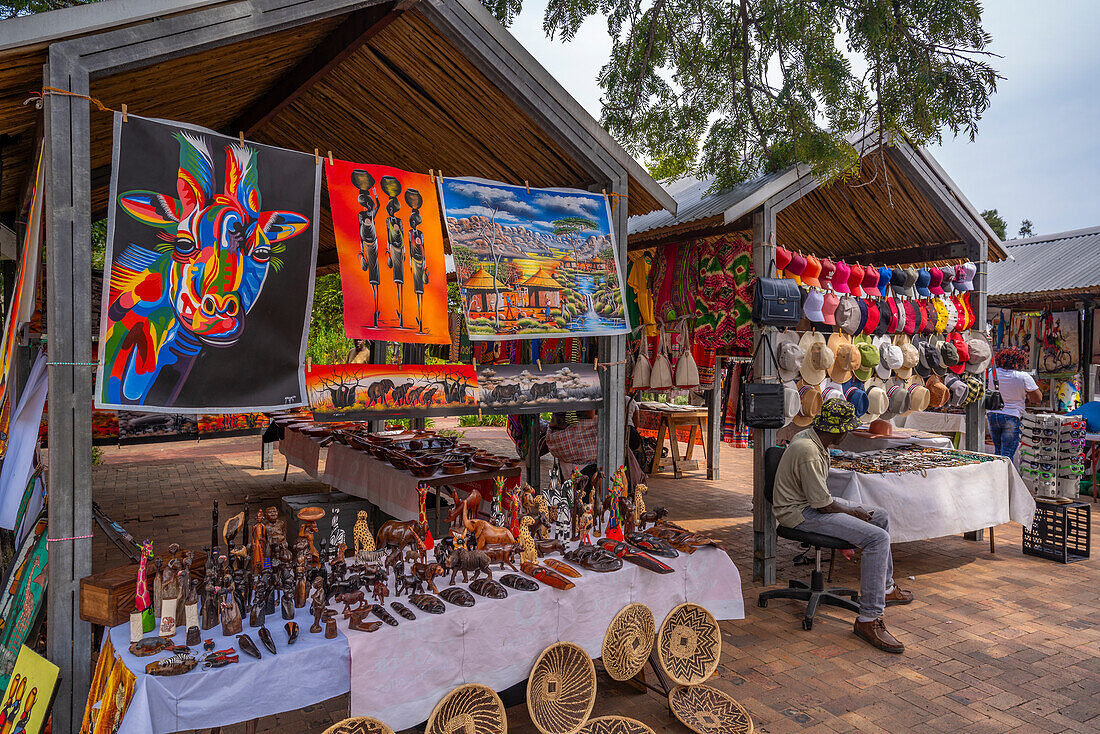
top-left (109, 605), bottom-right (351, 734)
top-left (827, 458), bottom-right (1036, 543)
top-left (638, 405), bottom-right (709, 478)
top-left (837, 426), bottom-right (954, 454)
top-left (279, 429), bottom-right (324, 479)
top-left (341, 546), bottom-right (743, 729)
top-left (110, 547), bottom-right (742, 733)
top-left (321, 442), bottom-right (522, 534)
top-left (897, 412), bottom-right (967, 446)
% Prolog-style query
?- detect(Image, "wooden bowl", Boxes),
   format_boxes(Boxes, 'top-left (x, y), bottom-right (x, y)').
top-left (470, 458), bottom-right (503, 471)
top-left (442, 462), bottom-right (466, 475)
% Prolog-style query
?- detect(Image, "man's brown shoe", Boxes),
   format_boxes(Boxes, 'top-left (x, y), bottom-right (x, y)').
top-left (853, 618), bottom-right (904, 653)
top-left (885, 587), bottom-right (914, 606)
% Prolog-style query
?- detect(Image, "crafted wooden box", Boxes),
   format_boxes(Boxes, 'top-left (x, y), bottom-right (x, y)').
top-left (79, 552), bottom-right (206, 628)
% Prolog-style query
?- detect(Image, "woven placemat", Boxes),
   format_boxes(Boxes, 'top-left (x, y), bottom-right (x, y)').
top-left (601, 603), bottom-right (655, 681)
top-left (669, 684), bottom-right (753, 734)
top-left (527, 641), bottom-right (597, 734)
top-left (426, 683), bottom-right (507, 734)
top-left (575, 716), bottom-right (656, 734)
top-left (656, 603), bottom-right (721, 686)
top-left (323, 716), bottom-right (396, 734)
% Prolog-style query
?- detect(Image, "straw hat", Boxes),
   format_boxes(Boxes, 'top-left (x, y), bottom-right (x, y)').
top-left (904, 377), bottom-right (931, 415)
top-left (324, 718), bottom-right (396, 734)
top-left (864, 377), bottom-right (889, 422)
top-left (668, 685), bottom-right (754, 734)
top-left (656, 603), bottom-right (721, 686)
top-left (799, 332), bottom-right (833, 385)
top-left (827, 332), bottom-right (861, 383)
top-left (790, 384), bottom-right (824, 427)
top-left (783, 384), bottom-right (800, 424)
top-left (576, 717), bottom-right (656, 734)
top-left (427, 684), bottom-right (506, 734)
top-left (601, 604), bottom-right (655, 682)
top-left (527, 641), bottom-right (597, 734)
top-left (775, 331), bottom-right (804, 383)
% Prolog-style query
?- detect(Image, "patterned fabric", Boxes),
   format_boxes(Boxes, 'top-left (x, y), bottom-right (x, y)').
top-left (722, 362), bottom-right (750, 447)
top-left (545, 416), bottom-right (598, 464)
top-left (695, 234), bottom-right (754, 357)
top-left (813, 397), bottom-right (858, 433)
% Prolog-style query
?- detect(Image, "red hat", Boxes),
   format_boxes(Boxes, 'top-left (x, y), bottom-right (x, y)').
top-left (952, 295), bottom-right (970, 330)
top-left (787, 252), bottom-right (807, 276)
top-left (928, 266), bottom-right (944, 295)
top-left (776, 247), bottom-right (792, 271)
top-left (847, 263), bottom-right (865, 297)
top-left (862, 298), bottom-right (880, 334)
top-left (822, 291), bottom-right (840, 326)
top-left (903, 300), bottom-right (917, 336)
top-left (921, 301), bottom-right (935, 335)
top-left (887, 298), bottom-right (900, 333)
top-left (949, 333), bottom-right (970, 374)
top-left (862, 265), bottom-right (882, 297)
top-left (819, 258), bottom-right (836, 290)
top-left (802, 255), bottom-right (822, 288)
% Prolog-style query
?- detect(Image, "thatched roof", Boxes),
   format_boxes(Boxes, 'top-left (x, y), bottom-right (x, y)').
top-left (463, 267), bottom-right (508, 291)
top-left (520, 267), bottom-right (562, 290)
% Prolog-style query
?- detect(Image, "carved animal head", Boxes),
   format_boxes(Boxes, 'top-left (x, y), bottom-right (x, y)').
top-left (118, 132), bottom-right (309, 347)
top-left (356, 510), bottom-right (369, 524)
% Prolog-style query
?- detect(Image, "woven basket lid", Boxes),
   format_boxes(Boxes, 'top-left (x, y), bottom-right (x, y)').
top-left (656, 603), bottom-right (721, 686)
top-left (323, 716), bottom-right (396, 734)
top-left (526, 641), bottom-right (597, 734)
top-left (601, 603), bottom-right (655, 682)
top-left (669, 684), bottom-right (753, 734)
top-left (575, 716), bottom-right (656, 734)
top-left (426, 683), bottom-right (507, 734)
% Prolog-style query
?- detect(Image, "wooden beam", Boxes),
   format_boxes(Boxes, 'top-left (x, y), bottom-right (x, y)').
top-left (230, 2), bottom-right (404, 136)
top-left (706, 356), bottom-right (723, 480)
top-left (752, 205), bottom-right (777, 586)
top-left (598, 174), bottom-right (628, 496)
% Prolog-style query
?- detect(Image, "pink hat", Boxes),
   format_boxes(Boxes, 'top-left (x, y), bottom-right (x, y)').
top-left (832, 260), bottom-right (851, 294)
top-left (928, 266), bottom-right (944, 295)
top-left (821, 292), bottom-right (840, 325)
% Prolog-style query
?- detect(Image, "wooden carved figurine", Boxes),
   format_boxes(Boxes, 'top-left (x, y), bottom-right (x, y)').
top-left (199, 579), bottom-right (219, 631)
top-left (220, 586), bottom-right (243, 637)
top-left (461, 502), bottom-right (515, 549)
top-left (353, 511), bottom-right (375, 556)
top-left (371, 579), bottom-right (389, 606)
top-left (151, 557), bottom-right (164, 619)
top-left (375, 520), bottom-right (427, 556)
top-left (263, 506), bottom-right (287, 560)
top-left (297, 507), bottom-right (325, 568)
top-left (411, 562), bottom-right (446, 594)
top-left (329, 507), bottom-right (347, 557)
top-left (578, 507), bottom-right (593, 545)
top-left (251, 509), bottom-right (266, 571)
top-left (490, 477), bottom-right (506, 528)
top-left (446, 488), bottom-right (484, 527)
top-left (294, 552), bottom-right (310, 608)
top-left (309, 577), bottom-right (327, 633)
top-left (444, 547), bottom-right (492, 585)
top-left (632, 484), bottom-right (648, 530)
top-left (517, 516), bottom-right (538, 565)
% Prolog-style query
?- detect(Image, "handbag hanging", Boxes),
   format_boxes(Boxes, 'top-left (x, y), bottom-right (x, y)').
top-left (739, 333), bottom-right (785, 429)
top-left (650, 323), bottom-right (674, 390)
top-left (984, 365), bottom-right (1005, 411)
top-left (674, 318), bottom-right (700, 388)
top-left (631, 335), bottom-right (652, 391)
top-left (752, 260), bottom-right (802, 327)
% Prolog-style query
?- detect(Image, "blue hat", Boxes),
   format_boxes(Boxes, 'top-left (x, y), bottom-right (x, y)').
top-left (915, 268), bottom-right (932, 297)
top-left (842, 379), bottom-right (869, 418)
top-left (856, 298), bottom-right (870, 334)
top-left (878, 266), bottom-right (893, 295)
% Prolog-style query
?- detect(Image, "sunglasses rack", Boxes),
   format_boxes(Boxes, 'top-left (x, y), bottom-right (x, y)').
top-left (1020, 414), bottom-right (1087, 499)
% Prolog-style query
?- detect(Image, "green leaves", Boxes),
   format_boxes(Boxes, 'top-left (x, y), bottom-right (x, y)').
top-left (488, 0), bottom-right (999, 190)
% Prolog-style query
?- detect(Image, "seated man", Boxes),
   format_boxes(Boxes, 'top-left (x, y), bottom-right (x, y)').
top-left (772, 398), bottom-right (914, 653)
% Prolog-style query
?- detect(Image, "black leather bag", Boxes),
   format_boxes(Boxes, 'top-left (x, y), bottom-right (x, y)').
top-left (984, 366), bottom-right (1004, 411)
top-left (740, 336), bottom-right (785, 429)
top-left (752, 263), bottom-right (802, 327)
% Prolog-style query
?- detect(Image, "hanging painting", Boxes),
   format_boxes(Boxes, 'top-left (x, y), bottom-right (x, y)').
top-left (1038, 310), bottom-right (1079, 377)
top-left (0, 511), bottom-right (46, 689)
top-left (438, 177), bottom-right (630, 340)
top-left (307, 364), bottom-right (478, 420)
top-left (1008, 311), bottom-right (1039, 372)
top-left (988, 308), bottom-right (1011, 350)
top-left (0, 646), bottom-right (59, 734)
top-left (117, 412), bottom-right (198, 440)
top-left (325, 160), bottom-right (449, 343)
top-left (477, 363), bottom-right (602, 414)
top-left (96, 114), bottom-right (320, 412)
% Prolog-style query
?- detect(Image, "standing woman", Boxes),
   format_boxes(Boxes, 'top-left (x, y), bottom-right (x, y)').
top-left (987, 347), bottom-right (1043, 459)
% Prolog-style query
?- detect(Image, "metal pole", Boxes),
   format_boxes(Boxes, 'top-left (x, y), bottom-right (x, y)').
top-left (597, 174), bottom-right (628, 497)
top-left (752, 206), bottom-right (777, 585)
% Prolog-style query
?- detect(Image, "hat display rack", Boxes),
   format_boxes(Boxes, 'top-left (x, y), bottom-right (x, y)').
top-left (767, 247), bottom-right (990, 428)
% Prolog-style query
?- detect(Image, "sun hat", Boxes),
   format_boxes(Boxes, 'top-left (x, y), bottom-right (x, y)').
top-left (800, 332), bottom-right (833, 384)
top-left (925, 374), bottom-right (950, 408)
top-left (776, 247), bottom-right (792, 271)
top-left (862, 265), bottom-right (881, 297)
top-left (945, 373), bottom-right (968, 406)
top-left (832, 260), bottom-right (851, 294)
top-left (821, 291), bottom-right (839, 326)
top-left (928, 266), bottom-right (944, 295)
top-left (819, 259), bottom-right (836, 290)
top-left (914, 268), bottom-right (932, 297)
top-left (881, 383), bottom-right (909, 421)
top-left (783, 385), bottom-right (801, 423)
top-left (894, 335), bottom-right (919, 380)
top-left (861, 299), bottom-right (879, 335)
top-left (812, 397), bottom-right (859, 434)
top-left (820, 380), bottom-right (845, 403)
top-left (956, 262), bottom-right (976, 291)
top-left (803, 288), bottom-right (826, 325)
top-left (915, 338), bottom-right (937, 378)
top-left (801, 256), bottom-right (822, 288)
top-left (835, 297), bottom-right (861, 335)
top-left (847, 263), bottom-right (865, 297)
top-left (904, 382), bottom-right (931, 415)
top-left (791, 383), bottom-right (824, 426)
top-left (865, 377), bottom-right (889, 421)
top-left (958, 372), bottom-right (985, 406)
top-left (965, 332), bottom-right (992, 373)
top-left (948, 332), bottom-right (969, 374)
top-left (776, 331), bottom-right (805, 382)
top-left (852, 336), bottom-right (880, 382)
top-left (842, 379), bottom-right (870, 418)
top-left (828, 332), bottom-right (861, 383)
top-left (875, 335), bottom-right (903, 380)
top-left (937, 336), bottom-right (959, 371)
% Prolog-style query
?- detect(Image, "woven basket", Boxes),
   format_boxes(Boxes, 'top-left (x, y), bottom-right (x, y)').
top-left (656, 603), bottom-right (721, 686)
top-left (323, 716), bottom-right (396, 734)
top-left (601, 603), bottom-right (655, 681)
top-left (426, 683), bottom-right (507, 734)
top-left (526, 641), bottom-right (597, 734)
top-left (669, 684), bottom-right (753, 734)
top-left (576, 716), bottom-right (656, 734)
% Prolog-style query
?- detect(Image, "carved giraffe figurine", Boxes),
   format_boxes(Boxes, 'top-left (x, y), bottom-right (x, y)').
top-left (632, 483), bottom-right (648, 530)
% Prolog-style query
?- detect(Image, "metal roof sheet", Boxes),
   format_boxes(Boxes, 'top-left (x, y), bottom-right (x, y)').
top-left (627, 171), bottom-right (785, 236)
top-left (987, 225), bottom-right (1100, 297)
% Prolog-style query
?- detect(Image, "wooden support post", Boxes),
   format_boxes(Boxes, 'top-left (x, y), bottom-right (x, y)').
top-left (751, 206), bottom-right (778, 585)
top-left (522, 341), bottom-right (540, 491)
top-left (598, 174), bottom-right (629, 498)
top-left (965, 260), bottom-right (989, 542)
top-left (44, 51), bottom-right (94, 733)
top-left (706, 356), bottom-right (723, 479)
top-left (260, 437), bottom-right (274, 470)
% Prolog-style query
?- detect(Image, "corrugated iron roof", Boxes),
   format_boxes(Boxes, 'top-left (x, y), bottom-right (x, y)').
top-left (987, 225), bottom-right (1100, 297)
top-left (627, 171), bottom-right (785, 236)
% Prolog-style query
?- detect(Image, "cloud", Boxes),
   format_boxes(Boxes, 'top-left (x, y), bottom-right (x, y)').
top-left (531, 193), bottom-right (602, 218)
top-left (445, 182), bottom-right (539, 218)
top-left (446, 205), bottom-right (528, 226)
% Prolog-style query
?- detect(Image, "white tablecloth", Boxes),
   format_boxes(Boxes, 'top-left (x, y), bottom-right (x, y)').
top-left (320, 443), bottom-right (421, 519)
top-left (827, 459), bottom-right (1036, 543)
top-left (343, 546), bottom-right (743, 730)
top-left (279, 430), bottom-right (323, 479)
top-left (898, 412), bottom-right (967, 435)
top-left (111, 605), bottom-right (351, 734)
top-left (837, 427), bottom-right (954, 454)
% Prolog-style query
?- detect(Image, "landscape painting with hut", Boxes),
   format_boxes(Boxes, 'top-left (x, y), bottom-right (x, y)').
top-left (477, 363), bottom-right (603, 414)
top-left (307, 364), bottom-right (478, 420)
top-left (439, 177), bottom-right (631, 339)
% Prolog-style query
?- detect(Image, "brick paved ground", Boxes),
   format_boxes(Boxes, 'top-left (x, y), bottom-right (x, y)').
top-left (90, 429), bottom-right (1100, 733)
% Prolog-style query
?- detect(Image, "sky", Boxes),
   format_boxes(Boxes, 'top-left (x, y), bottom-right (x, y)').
top-left (507, 0), bottom-right (1100, 239)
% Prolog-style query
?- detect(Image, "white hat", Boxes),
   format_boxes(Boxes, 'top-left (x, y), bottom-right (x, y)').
top-left (874, 335), bottom-right (904, 380)
top-left (864, 377), bottom-right (889, 422)
top-left (799, 331), bottom-right (833, 385)
top-left (776, 331), bottom-right (805, 383)
top-left (944, 297), bottom-right (958, 333)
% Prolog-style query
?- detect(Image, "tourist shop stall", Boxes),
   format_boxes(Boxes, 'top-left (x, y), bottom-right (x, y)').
top-left (625, 133), bottom-right (1035, 583)
top-left (0, 0), bottom-right (754, 730)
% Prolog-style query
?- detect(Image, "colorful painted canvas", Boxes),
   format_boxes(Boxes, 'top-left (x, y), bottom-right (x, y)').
top-left (1038, 310), bottom-right (1079, 376)
top-left (0, 512), bottom-right (46, 689)
top-left (477, 363), bottom-right (602, 414)
top-left (1, 646), bottom-right (59, 734)
top-left (96, 114), bottom-right (320, 412)
top-left (1008, 311), bottom-right (1039, 371)
top-left (326, 160), bottom-right (449, 343)
top-left (117, 411), bottom-right (198, 440)
top-left (307, 364), bottom-right (478, 420)
top-left (439, 177), bottom-right (630, 340)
